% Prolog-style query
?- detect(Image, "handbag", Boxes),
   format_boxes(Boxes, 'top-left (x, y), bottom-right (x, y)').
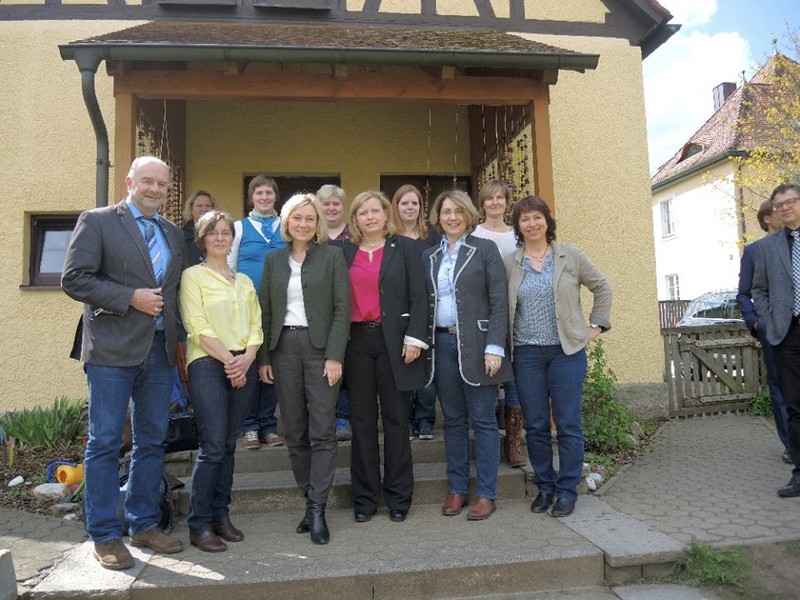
top-left (164, 411), bottom-right (199, 453)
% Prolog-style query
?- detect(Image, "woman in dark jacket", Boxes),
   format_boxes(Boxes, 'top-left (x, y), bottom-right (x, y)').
top-left (257, 193), bottom-right (350, 544)
top-left (182, 190), bottom-right (216, 267)
top-left (340, 190), bottom-right (429, 523)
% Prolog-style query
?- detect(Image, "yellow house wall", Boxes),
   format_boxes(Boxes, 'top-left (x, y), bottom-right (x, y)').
top-left (0, 21), bottom-right (139, 411)
top-left (184, 102), bottom-right (470, 216)
top-left (525, 34), bottom-right (662, 384)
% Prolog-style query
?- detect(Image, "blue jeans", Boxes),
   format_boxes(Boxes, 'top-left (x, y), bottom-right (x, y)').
top-left (84, 333), bottom-right (173, 543)
top-left (409, 383), bottom-right (437, 430)
top-left (187, 356), bottom-right (255, 534)
top-left (335, 383), bottom-right (351, 421)
top-left (513, 344), bottom-right (587, 501)
top-left (242, 380), bottom-right (278, 436)
top-left (434, 331), bottom-right (499, 499)
top-left (758, 328), bottom-right (789, 448)
top-left (502, 378), bottom-right (520, 407)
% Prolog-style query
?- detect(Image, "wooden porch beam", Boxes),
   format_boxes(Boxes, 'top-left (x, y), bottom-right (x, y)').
top-left (114, 70), bottom-right (545, 104)
top-left (529, 88), bottom-right (555, 210)
top-left (114, 92), bottom-right (136, 202)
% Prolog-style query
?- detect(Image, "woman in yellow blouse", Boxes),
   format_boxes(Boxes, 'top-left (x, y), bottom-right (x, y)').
top-left (179, 210), bottom-right (263, 553)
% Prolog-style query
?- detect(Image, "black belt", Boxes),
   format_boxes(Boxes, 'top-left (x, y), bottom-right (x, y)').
top-left (793, 316), bottom-right (800, 326)
top-left (352, 321), bottom-right (381, 328)
top-left (283, 325), bottom-right (308, 330)
top-left (435, 326), bottom-right (457, 335)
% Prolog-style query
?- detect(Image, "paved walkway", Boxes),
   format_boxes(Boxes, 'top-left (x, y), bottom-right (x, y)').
top-left (1, 413), bottom-right (796, 600)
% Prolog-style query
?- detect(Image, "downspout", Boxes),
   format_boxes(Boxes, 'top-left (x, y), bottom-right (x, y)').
top-left (72, 49), bottom-right (110, 208)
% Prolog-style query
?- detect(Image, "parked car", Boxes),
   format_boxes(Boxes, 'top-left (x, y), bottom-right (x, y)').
top-left (676, 290), bottom-right (743, 327)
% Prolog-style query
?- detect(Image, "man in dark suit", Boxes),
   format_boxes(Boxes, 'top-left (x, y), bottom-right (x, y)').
top-left (62, 156), bottom-right (185, 569)
top-left (752, 183), bottom-right (800, 497)
top-left (737, 200), bottom-right (790, 463)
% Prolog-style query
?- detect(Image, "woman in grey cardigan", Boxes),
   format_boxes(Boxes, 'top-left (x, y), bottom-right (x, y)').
top-left (257, 193), bottom-right (351, 545)
top-left (506, 195), bottom-right (611, 518)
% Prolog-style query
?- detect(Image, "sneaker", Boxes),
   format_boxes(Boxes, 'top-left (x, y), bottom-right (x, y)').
top-left (408, 424), bottom-right (416, 441)
top-left (261, 433), bottom-right (285, 447)
top-left (336, 419), bottom-right (352, 442)
top-left (130, 528), bottom-right (184, 554)
top-left (243, 430), bottom-right (260, 450)
top-left (94, 540), bottom-right (134, 570)
top-left (418, 423), bottom-right (434, 440)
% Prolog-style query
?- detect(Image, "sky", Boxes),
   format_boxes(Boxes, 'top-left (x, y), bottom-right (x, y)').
top-left (644, 0), bottom-right (800, 174)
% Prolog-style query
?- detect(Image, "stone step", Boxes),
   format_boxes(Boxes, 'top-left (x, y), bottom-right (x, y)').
top-left (175, 461), bottom-right (534, 515)
top-left (165, 433), bottom-right (526, 477)
top-left (40, 501), bottom-right (605, 600)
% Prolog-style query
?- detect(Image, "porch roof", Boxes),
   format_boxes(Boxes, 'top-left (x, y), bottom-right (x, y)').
top-left (59, 21), bottom-right (599, 72)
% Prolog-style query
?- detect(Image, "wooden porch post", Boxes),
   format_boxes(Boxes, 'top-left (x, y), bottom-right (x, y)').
top-left (530, 87), bottom-right (555, 212)
top-left (114, 91), bottom-right (136, 202)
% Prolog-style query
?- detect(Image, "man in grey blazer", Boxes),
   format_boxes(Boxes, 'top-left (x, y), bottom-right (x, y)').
top-left (752, 183), bottom-right (800, 498)
top-left (62, 156), bottom-right (185, 569)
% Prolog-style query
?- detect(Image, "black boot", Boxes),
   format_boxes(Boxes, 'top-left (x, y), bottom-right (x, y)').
top-left (296, 502), bottom-right (312, 534)
top-left (308, 503), bottom-right (330, 545)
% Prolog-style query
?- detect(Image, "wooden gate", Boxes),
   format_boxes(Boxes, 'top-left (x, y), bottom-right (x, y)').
top-left (662, 324), bottom-right (764, 416)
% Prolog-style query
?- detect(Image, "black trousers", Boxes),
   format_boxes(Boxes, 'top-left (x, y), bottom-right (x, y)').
top-left (774, 320), bottom-right (800, 476)
top-left (345, 325), bottom-right (413, 513)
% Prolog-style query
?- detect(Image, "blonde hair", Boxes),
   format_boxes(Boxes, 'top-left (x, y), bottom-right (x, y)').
top-left (182, 189), bottom-right (217, 223)
top-left (348, 190), bottom-right (396, 244)
top-left (279, 193), bottom-right (328, 244)
top-left (429, 189), bottom-right (479, 234)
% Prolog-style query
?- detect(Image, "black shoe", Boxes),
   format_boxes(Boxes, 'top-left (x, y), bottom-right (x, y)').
top-left (389, 509), bottom-right (407, 523)
top-left (550, 497), bottom-right (576, 517)
top-left (296, 505), bottom-right (312, 534)
top-left (530, 492), bottom-right (554, 513)
top-left (782, 449), bottom-right (793, 464)
top-left (354, 509), bottom-right (375, 523)
top-left (778, 474), bottom-right (800, 497)
top-left (308, 503), bottom-right (330, 545)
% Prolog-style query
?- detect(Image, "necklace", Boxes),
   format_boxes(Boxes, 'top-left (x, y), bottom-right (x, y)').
top-left (203, 261), bottom-right (236, 283)
top-left (525, 246), bottom-right (550, 264)
top-left (361, 238), bottom-right (385, 263)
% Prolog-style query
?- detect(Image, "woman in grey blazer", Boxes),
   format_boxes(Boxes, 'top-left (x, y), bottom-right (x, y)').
top-left (506, 196), bottom-right (611, 518)
top-left (257, 193), bottom-right (351, 545)
top-left (424, 189), bottom-right (511, 521)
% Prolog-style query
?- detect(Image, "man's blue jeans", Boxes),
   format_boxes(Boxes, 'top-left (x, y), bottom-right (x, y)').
top-left (513, 344), bottom-right (587, 502)
top-left (84, 333), bottom-right (173, 543)
top-left (242, 380), bottom-right (278, 437)
top-left (434, 331), bottom-right (499, 499)
top-left (187, 356), bottom-right (255, 534)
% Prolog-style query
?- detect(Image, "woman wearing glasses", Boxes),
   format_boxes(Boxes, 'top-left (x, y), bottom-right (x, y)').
top-left (179, 211), bottom-right (263, 552)
top-left (424, 189), bottom-right (510, 521)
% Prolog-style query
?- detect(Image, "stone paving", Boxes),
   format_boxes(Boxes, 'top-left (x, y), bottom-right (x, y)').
top-left (597, 413), bottom-right (800, 545)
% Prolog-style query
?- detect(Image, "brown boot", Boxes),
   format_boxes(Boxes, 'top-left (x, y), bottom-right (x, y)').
top-left (505, 405), bottom-right (526, 468)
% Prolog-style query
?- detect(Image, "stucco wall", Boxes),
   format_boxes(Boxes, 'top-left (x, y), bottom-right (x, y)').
top-left (184, 102), bottom-right (470, 215)
top-left (524, 34), bottom-right (664, 384)
top-left (0, 21), bottom-right (137, 411)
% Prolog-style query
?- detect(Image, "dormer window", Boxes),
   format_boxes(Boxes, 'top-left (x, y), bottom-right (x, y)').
top-left (678, 142), bottom-right (703, 162)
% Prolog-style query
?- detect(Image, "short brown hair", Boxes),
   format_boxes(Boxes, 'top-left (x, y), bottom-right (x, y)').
top-left (194, 210), bottom-right (235, 252)
top-left (429, 189), bottom-right (479, 234)
top-left (511, 196), bottom-right (557, 245)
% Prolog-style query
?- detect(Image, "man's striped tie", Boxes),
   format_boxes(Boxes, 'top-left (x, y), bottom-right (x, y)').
top-left (138, 217), bottom-right (163, 285)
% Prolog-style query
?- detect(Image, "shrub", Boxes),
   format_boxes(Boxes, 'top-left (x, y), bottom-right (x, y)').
top-left (582, 339), bottom-right (634, 453)
top-left (0, 396), bottom-right (86, 449)
top-left (748, 385), bottom-right (773, 417)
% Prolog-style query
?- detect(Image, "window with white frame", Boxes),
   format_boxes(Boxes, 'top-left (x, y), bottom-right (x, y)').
top-left (660, 199), bottom-right (676, 237)
top-left (666, 274), bottom-right (680, 300)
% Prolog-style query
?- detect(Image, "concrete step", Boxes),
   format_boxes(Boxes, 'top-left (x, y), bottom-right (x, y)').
top-left (165, 433), bottom-right (526, 477)
top-left (175, 461), bottom-right (534, 515)
top-left (35, 500), bottom-right (606, 600)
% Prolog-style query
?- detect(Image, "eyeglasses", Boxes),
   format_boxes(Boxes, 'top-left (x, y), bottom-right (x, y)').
top-left (205, 231), bottom-right (233, 239)
top-left (440, 208), bottom-right (466, 218)
top-left (772, 197), bottom-right (800, 211)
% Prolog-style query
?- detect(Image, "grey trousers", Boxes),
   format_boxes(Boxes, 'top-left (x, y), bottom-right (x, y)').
top-left (271, 328), bottom-right (339, 505)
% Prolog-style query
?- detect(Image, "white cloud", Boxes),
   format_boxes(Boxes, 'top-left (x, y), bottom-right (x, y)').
top-left (660, 0), bottom-right (718, 28)
top-left (644, 29), bottom-right (753, 172)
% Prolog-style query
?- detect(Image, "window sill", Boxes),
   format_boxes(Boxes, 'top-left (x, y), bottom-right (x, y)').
top-left (19, 284), bottom-right (64, 291)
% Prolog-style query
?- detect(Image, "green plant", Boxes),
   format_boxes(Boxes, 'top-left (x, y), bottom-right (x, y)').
top-left (582, 339), bottom-right (634, 453)
top-left (672, 542), bottom-right (749, 587)
top-left (748, 385), bottom-right (773, 417)
top-left (584, 451), bottom-right (615, 471)
top-left (0, 396), bottom-right (86, 449)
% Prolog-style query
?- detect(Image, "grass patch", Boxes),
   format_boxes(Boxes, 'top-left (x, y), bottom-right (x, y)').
top-left (672, 541), bottom-right (750, 587)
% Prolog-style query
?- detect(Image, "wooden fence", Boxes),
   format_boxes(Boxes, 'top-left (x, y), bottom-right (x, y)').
top-left (659, 299), bottom-right (690, 330)
top-left (661, 324), bottom-right (764, 416)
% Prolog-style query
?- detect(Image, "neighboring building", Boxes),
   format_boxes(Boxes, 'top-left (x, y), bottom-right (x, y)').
top-left (650, 54), bottom-right (799, 301)
top-left (1, 0), bottom-right (676, 411)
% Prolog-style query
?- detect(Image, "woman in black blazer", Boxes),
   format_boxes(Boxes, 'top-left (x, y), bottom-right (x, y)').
top-left (340, 190), bottom-right (430, 523)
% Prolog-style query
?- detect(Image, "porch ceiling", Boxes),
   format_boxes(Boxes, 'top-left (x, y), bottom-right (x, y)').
top-left (59, 21), bottom-right (599, 73)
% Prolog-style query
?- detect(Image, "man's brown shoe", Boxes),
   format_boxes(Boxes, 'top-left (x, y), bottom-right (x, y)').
top-left (441, 493), bottom-right (468, 516)
top-left (130, 528), bottom-right (184, 554)
top-left (467, 498), bottom-right (496, 521)
top-left (190, 530), bottom-right (228, 553)
top-left (213, 519), bottom-right (244, 542)
top-left (94, 540), bottom-right (134, 570)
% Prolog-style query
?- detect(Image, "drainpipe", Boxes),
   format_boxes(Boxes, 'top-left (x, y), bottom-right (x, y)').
top-left (72, 49), bottom-right (110, 208)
